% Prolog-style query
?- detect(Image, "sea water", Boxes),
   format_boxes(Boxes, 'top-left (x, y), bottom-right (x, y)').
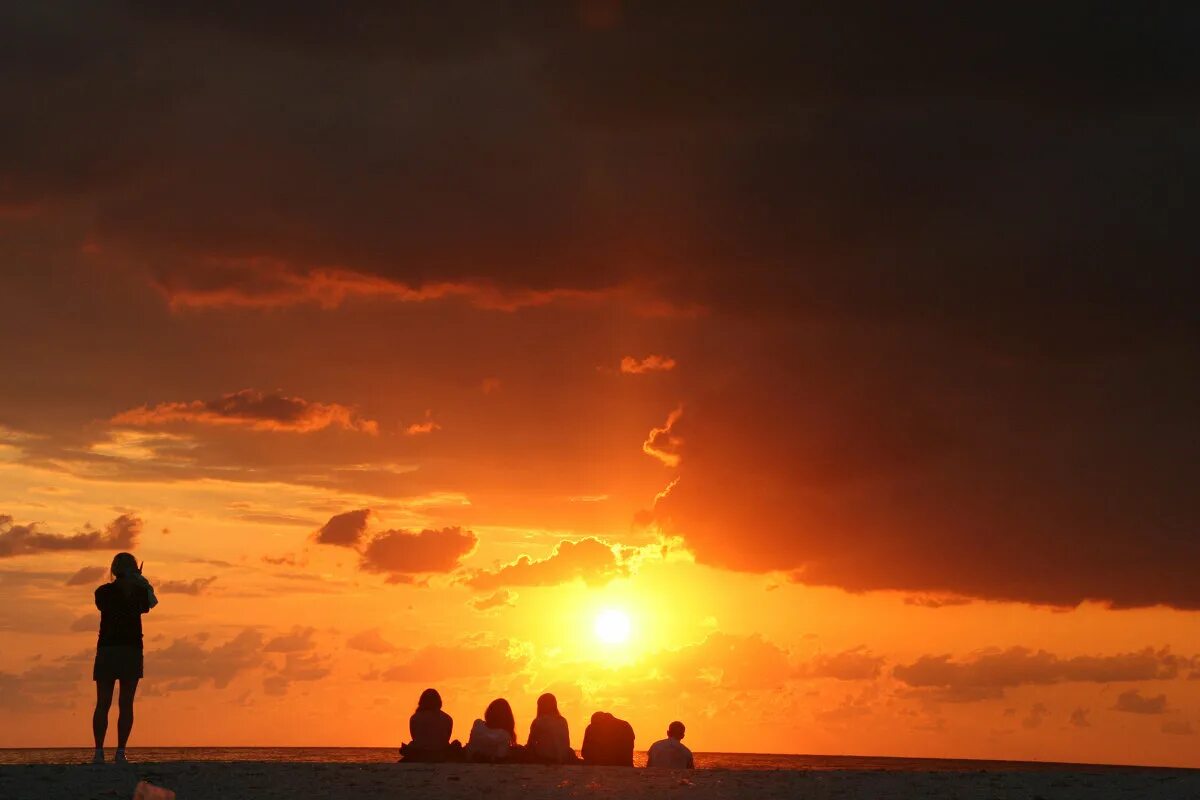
top-left (0, 748), bottom-right (1190, 772)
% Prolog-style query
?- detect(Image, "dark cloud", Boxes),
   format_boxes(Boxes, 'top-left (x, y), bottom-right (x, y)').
top-left (1021, 702), bottom-right (1050, 730)
top-left (0, 652), bottom-right (89, 711)
top-left (157, 576), bottom-right (216, 595)
top-left (0, 514), bottom-right (140, 558)
top-left (146, 629), bottom-right (264, 690)
top-left (65, 566), bottom-right (108, 585)
top-left (466, 537), bottom-right (624, 591)
top-left (1113, 689), bottom-right (1168, 715)
top-left (359, 527), bottom-right (477, 583)
top-left (113, 389), bottom-right (378, 434)
top-left (264, 652), bottom-right (331, 696)
top-left (1162, 720), bottom-right (1194, 736)
top-left (314, 509), bottom-right (371, 548)
top-left (1069, 708), bottom-right (1091, 729)
top-left (893, 647), bottom-right (1189, 702)
top-left (1, 2), bottom-right (1198, 610)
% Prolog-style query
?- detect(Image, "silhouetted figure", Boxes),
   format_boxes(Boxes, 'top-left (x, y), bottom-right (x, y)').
top-left (581, 711), bottom-right (635, 766)
top-left (526, 692), bottom-right (578, 764)
top-left (398, 688), bottom-right (463, 762)
top-left (92, 552), bottom-right (157, 765)
top-left (465, 698), bottom-right (521, 762)
top-left (647, 721), bottom-right (694, 769)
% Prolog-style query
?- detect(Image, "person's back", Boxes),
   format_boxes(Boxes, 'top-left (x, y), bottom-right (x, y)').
top-left (647, 721), bottom-right (694, 769)
top-left (399, 688), bottom-right (461, 762)
top-left (527, 692), bottom-right (574, 764)
top-left (527, 714), bottom-right (571, 763)
top-left (409, 707), bottom-right (453, 750)
top-left (581, 711), bottom-right (635, 766)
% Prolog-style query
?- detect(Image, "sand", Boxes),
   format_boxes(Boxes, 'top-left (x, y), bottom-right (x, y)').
top-left (1, 761), bottom-right (1197, 799)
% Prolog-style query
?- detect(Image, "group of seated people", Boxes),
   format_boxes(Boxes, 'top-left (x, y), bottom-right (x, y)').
top-left (399, 688), bottom-right (694, 769)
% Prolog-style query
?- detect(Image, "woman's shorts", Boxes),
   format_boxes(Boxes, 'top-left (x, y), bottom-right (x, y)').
top-left (93, 645), bottom-right (143, 682)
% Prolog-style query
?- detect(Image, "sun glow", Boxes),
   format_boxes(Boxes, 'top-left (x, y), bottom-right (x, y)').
top-left (594, 608), bottom-right (632, 645)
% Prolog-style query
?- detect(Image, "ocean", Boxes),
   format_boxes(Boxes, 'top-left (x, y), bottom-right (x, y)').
top-left (0, 748), bottom-right (1190, 772)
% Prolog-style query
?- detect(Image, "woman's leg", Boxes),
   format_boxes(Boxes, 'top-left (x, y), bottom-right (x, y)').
top-left (116, 677), bottom-right (139, 753)
top-left (93, 679), bottom-right (115, 750)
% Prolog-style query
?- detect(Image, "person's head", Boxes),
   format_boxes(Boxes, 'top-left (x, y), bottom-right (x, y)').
top-left (668, 721), bottom-right (686, 740)
top-left (484, 698), bottom-right (516, 741)
top-left (417, 688), bottom-right (442, 712)
top-left (110, 552), bottom-right (138, 581)
top-left (536, 692), bottom-right (559, 717)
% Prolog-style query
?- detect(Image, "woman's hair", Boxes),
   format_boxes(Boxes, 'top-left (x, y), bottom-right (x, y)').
top-left (484, 698), bottom-right (516, 743)
top-left (110, 552), bottom-right (138, 580)
top-left (417, 688), bottom-right (442, 712)
top-left (536, 692), bottom-right (559, 717)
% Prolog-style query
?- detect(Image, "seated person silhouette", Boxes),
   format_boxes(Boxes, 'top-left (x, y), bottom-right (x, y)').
top-left (646, 721), bottom-right (694, 769)
top-left (399, 688), bottom-right (462, 762)
top-left (465, 698), bottom-right (521, 762)
top-left (526, 693), bottom-right (579, 764)
top-left (580, 711), bottom-right (635, 766)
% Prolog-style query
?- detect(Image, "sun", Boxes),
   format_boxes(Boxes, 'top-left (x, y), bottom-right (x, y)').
top-left (594, 609), bottom-right (632, 645)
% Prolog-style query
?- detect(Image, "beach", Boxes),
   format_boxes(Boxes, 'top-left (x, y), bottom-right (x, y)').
top-left (2, 761), bottom-right (1198, 800)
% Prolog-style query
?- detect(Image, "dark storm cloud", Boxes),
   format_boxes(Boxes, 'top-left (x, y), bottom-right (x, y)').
top-left (3, 3), bottom-right (1199, 607)
top-left (0, 514), bottom-right (140, 558)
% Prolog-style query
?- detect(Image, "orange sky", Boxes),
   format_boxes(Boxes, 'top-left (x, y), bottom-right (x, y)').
top-left (2, 1), bottom-right (1199, 769)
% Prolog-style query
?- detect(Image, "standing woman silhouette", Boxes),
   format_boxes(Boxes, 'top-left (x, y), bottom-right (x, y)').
top-left (92, 552), bottom-right (157, 764)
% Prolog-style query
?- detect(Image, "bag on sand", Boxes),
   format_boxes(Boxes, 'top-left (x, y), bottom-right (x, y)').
top-left (133, 780), bottom-right (176, 800)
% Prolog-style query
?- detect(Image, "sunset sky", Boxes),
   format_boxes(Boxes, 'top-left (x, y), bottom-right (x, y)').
top-left (2, 2), bottom-right (1199, 768)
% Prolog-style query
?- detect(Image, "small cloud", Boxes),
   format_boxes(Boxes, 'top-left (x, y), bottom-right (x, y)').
top-left (903, 594), bottom-right (973, 609)
top-left (158, 576), bottom-right (217, 595)
top-left (1022, 702), bottom-right (1050, 729)
top-left (112, 389), bottom-right (377, 434)
top-left (481, 378), bottom-right (502, 395)
top-left (404, 410), bottom-right (440, 436)
top-left (471, 590), bottom-right (515, 611)
top-left (0, 514), bottom-right (141, 558)
top-left (360, 527), bottom-right (477, 582)
top-left (1069, 708), bottom-right (1091, 728)
top-left (620, 354), bottom-right (677, 374)
top-left (314, 509), bottom-right (371, 548)
top-left (1162, 720), bottom-right (1195, 735)
top-left (347, 628), bottom-right (397, 654)
top-left (65, 566), bottom-right (108, 586)
top-left (643, 405), bottom-right (683, 467)
top-left (1113, 689), bottom-right (1168, 714)
top-left (263, 553), bottom-right (299, 566)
